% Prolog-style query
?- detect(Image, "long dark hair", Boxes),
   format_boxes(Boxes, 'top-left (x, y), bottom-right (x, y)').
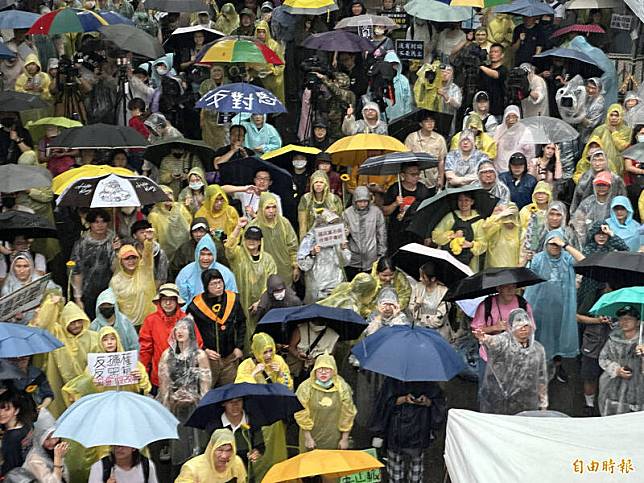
top-left (375, 256), bottom-right (397, 274)
top-left (0, 388), bottom-right (37, 428)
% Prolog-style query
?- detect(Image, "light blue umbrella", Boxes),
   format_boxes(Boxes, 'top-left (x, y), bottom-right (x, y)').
top-left (495, 0), bottom-right (554, 16)
top-left (53, 391), bottom-right (179, 449)
top-left (404, 0), bottom-right (473, 22)
top-left (0, 42), bottom-right (16, 60)
top-left (0, 10), bottom-right (39, 29)
top-left (590, 287), bottom-right (644, 319)
top-left (0, 323), bottom-right (63, 358)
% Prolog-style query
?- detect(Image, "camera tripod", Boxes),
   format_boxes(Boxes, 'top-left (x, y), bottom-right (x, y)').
top-left (113, 61), bottom-right (130, 126)
top-left (58, 81), bottom-right (86, 124)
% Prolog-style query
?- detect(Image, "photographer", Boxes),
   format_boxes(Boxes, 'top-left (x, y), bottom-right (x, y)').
top-left (0, 113), bottom-right (33, 165)
top-left (337, 52), bottom-right (368, 100)
top-left (478, 43), bottom-right (508, 119)
top-left (312, 72), bottom-right (355, 142)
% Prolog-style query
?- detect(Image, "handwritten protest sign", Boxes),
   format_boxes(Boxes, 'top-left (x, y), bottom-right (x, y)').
top-left (338, 448), bottom-right (382, 483)
top-left (395, 40), bottom-right (424, 60)
top-left (314, 223), bottom-right (346, 248)
top-left (88, 350), bottom-right (138, 386)
top-left (0, 275), bottom-right (51, 320)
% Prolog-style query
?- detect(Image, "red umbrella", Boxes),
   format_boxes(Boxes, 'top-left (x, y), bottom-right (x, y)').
top-left (553, 23), bottom-right (605, 37)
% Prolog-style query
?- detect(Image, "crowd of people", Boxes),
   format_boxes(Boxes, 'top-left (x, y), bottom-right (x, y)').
top-left (0, 0), bottom-right (644, 482)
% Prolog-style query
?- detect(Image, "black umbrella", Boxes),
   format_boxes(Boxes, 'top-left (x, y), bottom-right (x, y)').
top-left (388, 108), bottom-right (453, 141)
top-left (574, 252), bottom-right (644, 289)
top-left (358, 151), bottom-right (438, 176)
top-left (444, 267), bottom-right (546, 302)
top-left (163, 25), bottom-right (223, 51)
top-left (392, 243), bottom-right (473, 287)
top-left (144, 137), bottom-right (216, 171)
top-left (143, 0), bottom-right (208, 12)
top-left (49, 124), bottom-right (148, 149)
top-left (301, 30), bottom-right (374, 53)
top-left (407, 185), bottom-right (499, 239)
top-left (0, 211), bottom-right (57, 241)
top-left (99, 24), bottom-right (165, 59)
top-left (0, 165), bottom-right (51, 192)
top-left (0, 91), bottom-right (50, 112)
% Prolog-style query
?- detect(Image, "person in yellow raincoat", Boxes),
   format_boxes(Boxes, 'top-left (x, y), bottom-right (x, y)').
top-left (14, 53), bottom-right (52, 101)
top-left (318, 272), bottom-right (379, 319)
top-left (294, 353), bottom-right (357, 453)
top-left (253, 20), bottom-right (285, 103)
top-left (225, 218), bottom-right (278, 345)
top-left (486, 11), bottom-right (515, 66)
top-left (370, 257), bottom-right (412, 311)
top-left (297, 170), bottom-right (344, 240)
top-left (250, 192), bottom-right (300, 287)
top-left (30, 295), bottom-right (100, 419)
top-left (148, 185), bottom-right (193, 259)
top-left (176, 428), bottom-right (247, 482)
top-left (413, 59), bottom-right (443, 111)
top-left (482, 203), bottom-right (521, 268)
top-left (450, 113), bottom-right (497, 160)
top-left (195, 184), bottom-right (239, 236)
top-left (235, 333), bottom-right (291, 481)
top-left (109, 240), bottom-right (156, 328)
top-left (518, 181), bottom-right (552, 265)
top-left (178, 166), bottom-right (207, 215)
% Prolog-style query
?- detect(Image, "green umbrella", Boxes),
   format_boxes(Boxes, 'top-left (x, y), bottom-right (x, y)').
top-left (590, 287), bottom-right (644, 319)
top-left (26, 116), bottom-right (82, 142)
top-left (404, 0), bottom-right (473, 22)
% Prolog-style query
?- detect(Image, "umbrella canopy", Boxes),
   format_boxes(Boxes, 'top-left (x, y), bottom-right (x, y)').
top-left (301, 30), bottom-right (374, 53)
top-left (622, 143), bottom-right (644, 163)
top-left (263, 449), bottom-right (383, 483)
top-left (52, 165), bottom-right (134, 195)
top-left (359, 151), bottom-right (437, 176)
top-left (0, 42), bottom-right (15, 60)
top-left (404, 0), bottom-right (473, 22)
top-left (499, 116), bottom-right (579, 145)
top-left (444, 267), bottom-right (546, 302)
top-left (534, 47), bottom-right (601, 68)
top-left (195, 36), bottom-right (283, 65)
top-left (25, 116), bottom-right (82, 142)
top-left (0, 164), bottom-right (52, 193)
top-left (27, 8), bottom-right (131, 35)
top-left (388, 108), bottom-right (453, 140)
top-left (144, 0), bottom-right (209, 11)
top-left (0, 323), bottom-right (63, 358)
top-left (407, 185), bottom-right (499, 239)
top-left (262, 144), bottom-right (320, 172)
top-left (0, 91), bottom-right (50, 112)
top-left (163, 25), bottom-right (223, 51)
top-left (351, 325), bottom-right (466, 381)
top-left (144, 137), bottom-right (216, 169)
top-left (334, 14), bottom-right (399, 30)
top-left (0, 10), bottom-right (39, 29)
top-left (48, 124), bottom-right (148, 149)
top-left (185, 382), bottom-right (302, 430)
top-left (590, 287), bottom-right (644, 319)
top-left (553, 23), bottom-right (605, 38)
top-left (56, 173), bottom-right (169, 208)
top-left (256, 304), bottom-right (368, 343)
top-left (53, 391), bottom-right (179, 448)
top-left (0, 211), bottom-right (57, 241)
top-left (392, 243), bottom-right (473, 286)
top-left (0, 360), bottom-right (24, 380)
top-left (574, 252), bottom-right (644, 289)
top-left (495, 0), bottom-right (554, 16)
top-left (326, 133), bottom-right (407, 166)
top-left (441, 0), bottom-right (509, 5)
top-left (99, 24), bottom-right (164, 59)
top-left (196, 82), bottom-right (286, 114)
top-left (566, 0), bottom-right (619, 8)
top-left (281, 0), bottom-right (339, 15)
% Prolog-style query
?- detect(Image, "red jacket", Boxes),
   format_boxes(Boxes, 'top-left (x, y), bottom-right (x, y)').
top-left (138, 304), bottom-right (203, 386)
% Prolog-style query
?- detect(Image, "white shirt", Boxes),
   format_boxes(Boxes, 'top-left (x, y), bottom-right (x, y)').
top-left (221, 411), bottom-right (249, 434)
top-left (235, 191), bottom-right (282, 218)
top-left (88, 459), bottom-right (159, 483)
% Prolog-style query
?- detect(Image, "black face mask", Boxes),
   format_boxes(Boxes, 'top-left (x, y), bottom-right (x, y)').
top-left (99, 306), bottom-right (115, 319)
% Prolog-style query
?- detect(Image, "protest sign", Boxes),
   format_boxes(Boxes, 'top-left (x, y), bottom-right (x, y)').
top-left (395, 40), bottom-right (424, 60)
top-left (610, 14), bottom-right (633, 31)
top-left (381, 11), bottom-right (407, 30)
top-left (88, 350), bottom-right (138, 387)
top-left (338, 448), bottom-right (382, 483)
top-left (0, 275), bottom-right (52, 320)
top-left (314, 223), bottom-right (346, 248)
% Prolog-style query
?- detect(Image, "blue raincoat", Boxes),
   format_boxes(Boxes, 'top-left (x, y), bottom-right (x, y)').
top-left (524, 229), bottom-right (579, 359)
top-left (175, 235), bottom-right (238, 307)
top-left (605, 196), bottom-right (642, 252)
top-left (90, 289), bottom-right (139, 352)
top-left (241, 115), bottom-right (282, 154)
top-left (383, 51), bottom-right (414, 121)
top-left (569, 36), bottom-right (617, 108)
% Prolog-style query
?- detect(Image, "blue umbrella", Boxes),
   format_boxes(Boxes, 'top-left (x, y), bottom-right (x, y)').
top-left (0, 322), bottom-right (63, 357)
top-left (185, 382), bottom-right (303, 430)
top-left (590, 287), bottom-right (644, 319)
top-left (495, 0), bottom-right (554, 16)
top-left (0, 10), bottom-right (39, 29)
top-left (53, 391), bottom-right (179, 448)
top-left (196, 83), bottom-right (286, 114)
top-left (97, 10), bottom-right (134, 26)
top-left (351, 325), bottom-right (466, 381)
top-left (534, 47), bottom-right (601, 68)
top-left (0, 42), bottom-right (16, 60)
top-left (257, 304), bottom-right (368, 343)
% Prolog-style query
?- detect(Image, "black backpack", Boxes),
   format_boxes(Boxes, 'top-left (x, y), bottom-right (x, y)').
top-left (102, 455), bottom-right (149, 483)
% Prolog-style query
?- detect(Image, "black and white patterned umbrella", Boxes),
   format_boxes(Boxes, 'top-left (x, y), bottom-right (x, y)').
top-left (56, 173), bottom-right (169, 208)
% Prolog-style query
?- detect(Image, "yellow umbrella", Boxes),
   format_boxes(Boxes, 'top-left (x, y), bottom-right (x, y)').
top-left (326, 133), bottom-right (408, 167)
top-left (261, 449), bottom-right (383, 483)
top-left (262, 144), bottom-right (321, 160)
top-left (282, 0), bottom-right (339, 15)
top-left (52, 165), bottom-right (134, 195)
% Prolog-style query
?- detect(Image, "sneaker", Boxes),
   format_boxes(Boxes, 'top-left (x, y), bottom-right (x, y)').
top-left (555, 365), bottom-right (568, 383)
top-left (159, 445), bottom-right (171, 462)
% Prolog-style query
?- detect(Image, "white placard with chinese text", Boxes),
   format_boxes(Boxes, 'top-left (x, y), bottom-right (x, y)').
top-left (314, 223), bottom-right (346, 248)
top-left (88, 350), bottom-right (138, 386)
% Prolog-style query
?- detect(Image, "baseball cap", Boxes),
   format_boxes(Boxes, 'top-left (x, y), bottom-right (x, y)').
top-left (118, 245), bottom-right (139, 260)
top-left (244, 226), bottom-right (263, 240)
top-left (130, 219), bottom-right (152, 237)
top-left (616, 305), bottom-right (640, 319)
top-left (593, 171), bottom-right (612, 186)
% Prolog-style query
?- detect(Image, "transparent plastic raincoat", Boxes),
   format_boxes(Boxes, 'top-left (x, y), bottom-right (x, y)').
top-left (89, 288), bottom-right (139, 352)
top-left (479, 309), bottom-right (548, 415)
top-left (297, 170), bottom-right (345, 240)
top-left (482, 203), bottom-right (521, 268)
top-left (294, 353), bottom-right (357, 452)
top-left (250, 193), bottom-right (299, 286)
top-left (194, 185), bottom-right (239, 236)
top-left (318, 272), bottom-right (379, 319)
top-left (570, 181), bottom-right (616, 249)
top-left (147, 185), bottom-right (192, 259)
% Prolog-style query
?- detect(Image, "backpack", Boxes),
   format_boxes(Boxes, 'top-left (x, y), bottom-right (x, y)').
top-left (102, 455), bottom-right (149, 483)
top-left (484, 295), bottom-right (528, 324)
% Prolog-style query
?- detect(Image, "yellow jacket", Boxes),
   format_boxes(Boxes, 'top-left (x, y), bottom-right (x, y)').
top-left (195, 184), bottom-right (239, 235)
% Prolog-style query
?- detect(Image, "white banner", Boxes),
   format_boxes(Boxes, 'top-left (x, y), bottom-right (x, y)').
top-left (0, 274), bottom-right (52, 320)
top-left (87, 350), bottom-right (138, 387)
top-left (314, 223), bottom-right (346, 248)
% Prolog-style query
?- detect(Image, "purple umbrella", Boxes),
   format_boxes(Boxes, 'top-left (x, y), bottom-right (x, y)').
top-left (301, 30), bottom-right (374, 53)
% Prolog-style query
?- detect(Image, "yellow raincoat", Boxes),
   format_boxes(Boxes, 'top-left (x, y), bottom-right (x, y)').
top-left (235, 333), bottom-right (291, 481)
top-left (253, 20), bottom-right (285, 103)
top-left (250, 192), bottom-right (299, 286)
top-left (175, 428), bottom-right (247, 483)
top-left (432, 211), bottom-right (487, 272)
top-left (318, 272), bottom-right (379, 319)
top-left (31, 296), bottom-right (100, 418)
top-left (109, 241), bottom-right (156, 327)
top-left (413, 60), bottom-right (443, 111)
top-left (294, 353), bottom-right (356, 452)
top-left (15, 53), bottom-right (52, 101)
top-left (519, 180), bottom-right (552, 230)
top-left (297, 170), bottom-right (344, 240)
top-left (482, 204), bottom-right (521, 268)
top-left (178, 166), bottom-right (207, 214)
top-left (195, 184), bottom-right (239, 236)
top-left (148, 185), bottom-right (193, 258)
top-left (370, 262), bottom-right (412, 310)
top-left (450, 113), bottom-right (497, 160)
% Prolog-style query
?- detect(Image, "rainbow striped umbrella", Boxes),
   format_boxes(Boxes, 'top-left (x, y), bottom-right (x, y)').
top-left (27, 8), bottom-right (132, 36)
top-left (195, 36), bottom-right (283, 65)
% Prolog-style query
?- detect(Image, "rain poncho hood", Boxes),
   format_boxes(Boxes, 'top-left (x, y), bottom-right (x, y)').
top-left (250, 332), bottom-right (276, 364)
top-left (369, 262), bottom-right (411, 310)
top-left (206, 429), bottom-right (237, 473)
top-left (195, 184), bottom-right (239, 235)
top-left (60, 301), bottom-right (91, 355)
top-left (318, 272), bottom-right (378, 318)
top-left (383, 50), bottom-right (413, 120)
top-left (519, 180), bottom-right (552, 228)
top-left (97, 325), bottom-right (125, 353)
top-left (606, 196), bottom-right (641, 252)
top-left (1, 252), bottom-right (35, 296)
top-left (23, 53), bottom-right (41, 73)
top-left (90, 288), bottom-right (139, 352)
top-left (570, 36), bottom-right (617, 106)
top-left (297, 170), bottom-right (344, 239)
top-left (215, 3), bottom-right (240, 35)
top-left (150, 53), bottom-right (176, 88)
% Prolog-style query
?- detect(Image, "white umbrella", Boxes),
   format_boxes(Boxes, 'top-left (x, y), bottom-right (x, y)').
top-left (565, 0), bottom-right (619, 9)
top-left (499, 116), bottom-right (579, 145)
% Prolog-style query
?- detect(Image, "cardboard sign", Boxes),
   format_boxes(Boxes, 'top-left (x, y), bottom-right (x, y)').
top-left (395, 40), bottom-right (424, 60)
top-left (338, 448), bottom-right (382, 483)
top-left (314, 223), bottom-right (346, 248)
top-left (0, 274), bottom-right (52, 320)
top-left (88, 350), bottom-right (139, 387)
top-left (610, 14), bottom-right (633, 31)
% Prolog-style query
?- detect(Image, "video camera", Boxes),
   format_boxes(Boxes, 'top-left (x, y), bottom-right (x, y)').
top-left (365, 57), bottom-right (396, 113)
top-left (58, 55), bottom-right (81, 82)
top-left (459, 44), bottom-right (487, 69)
top-left (301, 56), bottom-right (331, 89)
top-left (506, 67), bottom-right (530, 105)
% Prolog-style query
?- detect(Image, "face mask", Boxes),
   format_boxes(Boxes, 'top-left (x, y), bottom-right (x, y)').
top-left (315, 378), bottom-right (334, 388)
top-left (273, 289), bottom-right (286, 301)
top-left (638, 135), bottom-right (644, 143)
top-left (99, 306), bottom-right (115, 319)
top-left (292, 160), bottom-right (307, 170)
top-left (156, 66), bottom-right (168, 76)
top-left (121, 206), bottom-right (136, 215)
top-left (189, 181), bottom-right (204, 190)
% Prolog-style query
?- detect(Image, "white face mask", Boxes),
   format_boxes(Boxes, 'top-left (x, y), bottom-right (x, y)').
top-left (273, 289), bottom-right (286, 301)
top-left (156, 66), bottom-right (168, 76)
top-left (638, 135), bottom-right (644, 143)
top-left (189, 181), bottom-right (204, 190)
top-left (292, 160), bottom-right (307, 170)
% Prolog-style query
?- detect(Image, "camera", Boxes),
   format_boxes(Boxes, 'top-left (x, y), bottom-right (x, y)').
top-left (560, 96), bottom-right (573, 108)
top-left (301, 56), bottom-right (330, 89)
top-left (506, 67), bottom-right (530, 104)
top-left (227, 65), bottom-right (246, 83)
top-left (58, 55), bottom-right (80, 81)
top-left (425, 69), bottom-right (437, 83)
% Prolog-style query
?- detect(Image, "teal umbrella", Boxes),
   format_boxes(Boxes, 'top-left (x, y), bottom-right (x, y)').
top-left (590, 287), bottom-right (644, 319)
top-left (404, 0), bottom-right (473, 22)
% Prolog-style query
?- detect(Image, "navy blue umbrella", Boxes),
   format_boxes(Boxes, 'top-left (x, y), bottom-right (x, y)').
top-left (256, 304), bottom-right (368, 343)
top-left (0, 323), bottom-right (64, 357)
top-left (351, 325), bottom-right (466, 381)
top-left (358, 151), bottom-right (438, 176)
top-left (185, 382), bottom-right (303, 430)
top-left (196, 83), bottom-right (286, 114)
